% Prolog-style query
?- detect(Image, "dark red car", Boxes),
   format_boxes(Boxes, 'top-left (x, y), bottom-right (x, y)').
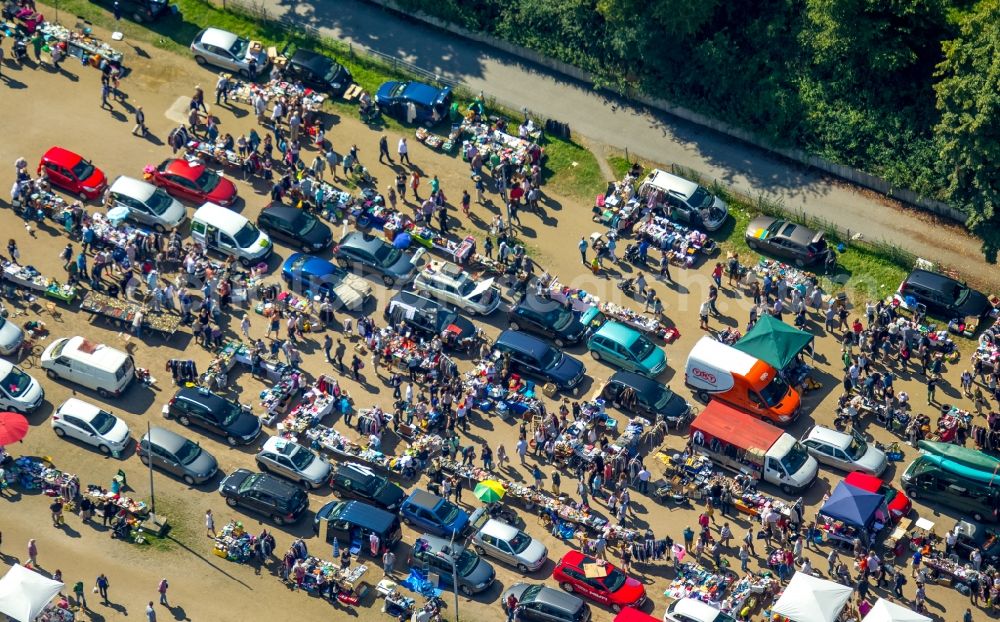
top-left (150, 159), bottom-right (237, 206)
top-left (38, 147), bottom-right (108, 201)
top-left (552, 551), bottom-right (646, 613)
top-left (845, 471), bottom-right (912, 521)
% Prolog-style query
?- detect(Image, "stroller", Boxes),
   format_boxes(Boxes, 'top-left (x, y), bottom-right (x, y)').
top-left (359, 100), bottom-right (380, 125)
top-left (12, 37), bottom-right (27, 64)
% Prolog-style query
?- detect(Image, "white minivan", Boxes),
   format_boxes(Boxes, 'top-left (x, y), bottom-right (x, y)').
top-left (639, 169), bottom-right (729, 231)
top-left (191, 202), bottom-right (272, 266)
top-left (40, 336), bottom-right (135, 398)
top-left (0, 359), bottom-right (44, 414)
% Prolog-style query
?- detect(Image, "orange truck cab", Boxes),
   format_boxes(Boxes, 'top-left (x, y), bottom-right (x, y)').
top-left (684, 337), bottom-right (801, 425)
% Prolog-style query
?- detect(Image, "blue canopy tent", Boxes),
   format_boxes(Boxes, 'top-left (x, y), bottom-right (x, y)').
top-left (817, 481), bottom-right (887, 547)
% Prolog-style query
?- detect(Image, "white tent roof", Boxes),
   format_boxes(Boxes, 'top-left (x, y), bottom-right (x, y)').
top-left (772, 572), bottom-right (853, 622)
top-left (0, 564), bottom-right (64, 622)
top-left (861, 598), bottom-right (932, 622)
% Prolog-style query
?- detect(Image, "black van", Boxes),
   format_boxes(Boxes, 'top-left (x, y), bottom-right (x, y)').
top-left (313, 499), bottom-right (403, 556)
top-left (90, 0), bottom-right (170, 22)
top-left (493, 330), bottom-right (586, 394)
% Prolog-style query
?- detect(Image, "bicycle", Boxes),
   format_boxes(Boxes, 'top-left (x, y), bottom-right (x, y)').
top-left (17, 337), bottom-right (43, 368)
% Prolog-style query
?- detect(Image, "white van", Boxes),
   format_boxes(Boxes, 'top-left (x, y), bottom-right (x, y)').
top-left (190, 202), bottom-right (272, 266)
top-left (40, 336), bottom-right (135, 398)
top-left (0, 359), bottom-right (44, 414)
top-left (638, 169), bottom-right (728, 231)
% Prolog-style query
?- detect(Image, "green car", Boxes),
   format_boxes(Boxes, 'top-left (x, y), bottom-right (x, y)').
top-left (587, 321), bottom-right (667, 377)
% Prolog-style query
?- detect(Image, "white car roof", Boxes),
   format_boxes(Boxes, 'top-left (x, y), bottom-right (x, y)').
top-left (479, 518), bottom-right (519, 541)
top-left (109, 176), bottom-right (157, 202)
top-left (58, 398), bottom-right (103, 420)
top-left (199, 27), bottom-right (240, 50)
top-left (669, 597), bottom-right (727, 621)
top-left (806, 425), bottom-right (851, 450)
top-left (262, 436), bottom-right (305, 456)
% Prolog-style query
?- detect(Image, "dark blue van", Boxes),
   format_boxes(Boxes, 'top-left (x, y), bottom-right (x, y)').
top-left (375, 80), bottom-right (453, 126)
top-left (313, 499), bottom-right (403, 556)
top-left (493, 330), bottom-right (586, 395)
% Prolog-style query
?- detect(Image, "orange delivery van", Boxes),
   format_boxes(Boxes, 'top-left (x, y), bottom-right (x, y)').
top-left (684, 336), bottom-right (801, 425)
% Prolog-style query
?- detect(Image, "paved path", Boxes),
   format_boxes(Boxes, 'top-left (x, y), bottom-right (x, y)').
top-left (257, 0), bottom-right (988, 278)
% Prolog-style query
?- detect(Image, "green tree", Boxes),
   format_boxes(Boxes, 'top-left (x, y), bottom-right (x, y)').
top-left (800, 0), bottom-right (948, 98)
top-left (934, 0), bottom-right (1000, 261)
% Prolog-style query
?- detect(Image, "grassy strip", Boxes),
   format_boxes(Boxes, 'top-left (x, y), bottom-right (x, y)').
top-left (49, 0), bottom-right (604, 199)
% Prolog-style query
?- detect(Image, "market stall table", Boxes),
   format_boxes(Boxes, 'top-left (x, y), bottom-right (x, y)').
top-left (79, 291), bottom-right (181, 338)
top-left (2, 262), bottom-right (78, 303)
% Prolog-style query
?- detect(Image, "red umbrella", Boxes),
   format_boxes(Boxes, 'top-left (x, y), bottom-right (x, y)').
top-left (0, 411), bottom-right (29, 445)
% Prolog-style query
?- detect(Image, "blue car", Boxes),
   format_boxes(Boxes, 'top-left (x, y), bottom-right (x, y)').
top-left (280, 253), bottom-right (373, 311)
top-left (375, 80), bottom-right (453, 126)
top-left (399, 489), bottom-right (469, 537)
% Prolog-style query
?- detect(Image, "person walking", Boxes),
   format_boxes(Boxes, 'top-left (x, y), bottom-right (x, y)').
top-left (397, 137), bottom-right (410, 164)
top-left (379, 135), bottom-right (393, 164)
top-left (157, 578), bottom-right (169, 605)
top-left (27, 539), bottom-right (38, 567)
top-left (132, 106), bottom-right (146, 136)
top-left (205, 509), bottom-right (216, 538)
top-left (96, 574), bottom-right (110, 604)
top-left (578, 236), bottom-right (588, 264)
top-left (926, 376), bottom-right (937, 404)
top-left (699, 299), bottom-right (711, 330)
top-left (73, 580), bottom-right (87, 609)
top-left (100, 82), bottom-right (113, 110)
top-left (409, 171), bottom-right (421, 199)
top-left (215, 73), bottom-right (229, 105)
top-left (146, 602), bottom-right (157, 622)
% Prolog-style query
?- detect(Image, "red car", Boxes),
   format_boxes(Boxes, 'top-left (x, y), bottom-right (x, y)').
top-left (150, 159), bottom-right (237, 206)
top-left (552, 551), bottom-right (646, 613)
top-left (845, 471), bottom-right (912, 520)
top-left (38, 147), bottom-right (108, 201)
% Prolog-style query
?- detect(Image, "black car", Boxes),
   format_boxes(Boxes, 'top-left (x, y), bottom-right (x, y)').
top-left (219, 468), bottom-right (309, 525)
top-left (897, 269), bottom-right (992, 320)
top-left (508, 294), bottom-right (589, 347)
top-left (329, 463), bottom-right (406, 512)
top-left (257, 203), bottom-right (332, 253)
top-left (384, 291), bottom-right (478, 350)
top-left (493, 330), bottom-right (586, 394)
top-left (90, 0), bottom-right (169, 23)
top-left (600, 371), bottom-right (692, 427)
top-left (283, 48), bottom-right (352, 96)
top-left (165, 387), bottom-right (262, 446)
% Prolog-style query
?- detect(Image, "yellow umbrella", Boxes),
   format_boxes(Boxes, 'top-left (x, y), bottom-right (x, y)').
top-left (473, 480), bottom-right (506, 503)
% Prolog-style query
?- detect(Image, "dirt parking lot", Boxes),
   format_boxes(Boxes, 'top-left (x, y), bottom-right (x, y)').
top-left (0, 16), bottom-right (989, 622)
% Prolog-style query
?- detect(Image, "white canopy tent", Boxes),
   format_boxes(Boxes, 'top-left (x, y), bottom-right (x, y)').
top-left (861, 598), bottom-right (932, 622)
top-left (772, 572), bottom-right (853, 622)
top-left (0, 564), bottom-right (64, 622)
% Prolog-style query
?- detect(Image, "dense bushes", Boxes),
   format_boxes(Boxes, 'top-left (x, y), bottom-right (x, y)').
top-left (391, 0), bottom-right (1000, 258)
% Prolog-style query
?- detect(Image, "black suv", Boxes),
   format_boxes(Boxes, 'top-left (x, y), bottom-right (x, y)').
top-left (90, 0), bottom-right (169, 22)
top-left (329, 463), bottom-right (405, 512)
top-left (600, 371), bottom-right (692, 427)
top-left (493, 330), bottom-right (586, 394)
top-left (508, 294), bottom-right (589, 347)
top-left (165, 387), bottom-right (262, 446)
top-left (384, 291), bottom-right (478, 350)
top-left (219, 468), bottom-right (309, 525)
top-left (283, 48), bottom-right (353, 96)
top-left (897, 269), bottom-right (991, 320)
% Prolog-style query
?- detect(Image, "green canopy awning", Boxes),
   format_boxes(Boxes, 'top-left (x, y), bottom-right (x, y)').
top-left (733, 314), bottom-right (814, 370)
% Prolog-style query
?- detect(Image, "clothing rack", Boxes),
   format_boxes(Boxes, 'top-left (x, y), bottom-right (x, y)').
top-left (166, 359), bottom-right (198, 384)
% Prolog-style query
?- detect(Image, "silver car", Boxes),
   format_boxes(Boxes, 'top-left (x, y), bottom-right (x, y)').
top-left (0, 315), bottom-right (25, 355)
top-left (107, 176), bottom-right (187, 232)
top-left (801, 425), bottom-right (887, 476)
top-left (190, 27), bottom-right (268, 78)
top-left (138, 426), bottom-right (219, 486)
top-left (471, 517), bottom-right (548, 573)
top-left (255, 436), bottom-right (331, 489)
